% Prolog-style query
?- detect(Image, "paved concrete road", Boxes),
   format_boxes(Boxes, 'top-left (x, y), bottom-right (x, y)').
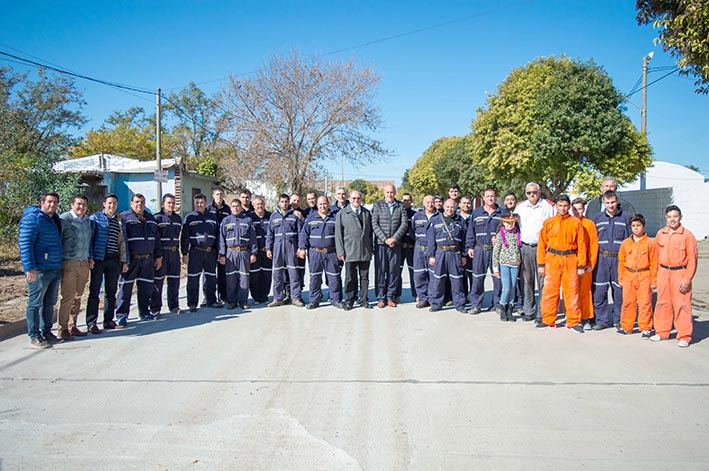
top-left (1, 271), bottom-right (708, 470)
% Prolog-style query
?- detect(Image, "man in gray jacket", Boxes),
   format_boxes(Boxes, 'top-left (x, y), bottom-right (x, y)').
top-left (57, 195), bottom-right (94, 341)
top-left (335, 190), bottom-right (373, 310)
top-left (371, 184), bottom-right (409, 308)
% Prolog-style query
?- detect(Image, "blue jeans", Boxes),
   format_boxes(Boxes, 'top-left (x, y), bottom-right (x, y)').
top-left (26, 269), bottom-right (61, 339)
top-left (499, 264), bottom-right (520, 305)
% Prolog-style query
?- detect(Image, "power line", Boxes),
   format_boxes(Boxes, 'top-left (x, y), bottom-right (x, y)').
top-left (0, 50), bottom-right (154, 95)
top-left (626, 67), bottom-right (679, 98)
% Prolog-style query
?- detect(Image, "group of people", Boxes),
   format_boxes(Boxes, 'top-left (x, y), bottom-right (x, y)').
top-left (19, 177), bottom-right (698, 349)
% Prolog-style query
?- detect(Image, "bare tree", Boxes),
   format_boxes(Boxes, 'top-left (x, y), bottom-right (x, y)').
top-left (219, 50), bottom-right (389, 194)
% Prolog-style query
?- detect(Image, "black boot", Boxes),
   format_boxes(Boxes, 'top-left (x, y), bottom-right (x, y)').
top-left (507, 304), bottom-right (516, 322)
top-left (497, 305), bottom-right (507, 322)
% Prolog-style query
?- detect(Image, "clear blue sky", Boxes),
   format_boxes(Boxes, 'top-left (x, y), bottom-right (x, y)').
top-left (3, 0), bottom-right (707, 186)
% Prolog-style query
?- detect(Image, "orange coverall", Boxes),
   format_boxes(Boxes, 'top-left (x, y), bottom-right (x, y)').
top-left (654, 225), bottom-right (697, 342)
top-left (577, 216), bottom-right (598, 322)
top-left (537, 214), bottom-right (588, 327)
top-left (618, 234), bottom-right (657, 332)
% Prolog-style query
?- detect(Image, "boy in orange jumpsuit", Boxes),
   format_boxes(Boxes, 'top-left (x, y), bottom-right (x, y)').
top-left (572, 197), bottom-right (598, 330)
top-left (536, 194), bottom-right (588, 333)
top-left (617, 214), bottom-right (657, 337)
top-left (651, 205), bottom-right (697, 347)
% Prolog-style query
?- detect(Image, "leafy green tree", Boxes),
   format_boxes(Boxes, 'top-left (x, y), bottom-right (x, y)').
top-left (636, 0), bottom-right (709, 94)
top-left (348, 178), bottom-right (382, 204)
top-left (164, 82), bottom-right (227, 162)
top-left (0, 66), bottom-right (84, 227)
top-left (407, 137), bottom-right (464, 197)
top-left (469, 55), bottom-right (652, 198)
top-left (71, 106), bottom-right (156, 160)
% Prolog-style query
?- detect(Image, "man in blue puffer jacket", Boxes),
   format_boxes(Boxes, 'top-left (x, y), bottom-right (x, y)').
top-left (19, 192), bottom-right (64, 349)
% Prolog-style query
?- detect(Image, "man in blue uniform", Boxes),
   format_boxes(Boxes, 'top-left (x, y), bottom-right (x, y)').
top-left (150, 193), bottom-right (182, 316)
top-left (592, 190), bottom-right (631, 331)
top-left (248, 196), bottom-right (272, 304)
top-left (116, 194), bottom-right (163, 326)
top-left (395, 192), bottom-right (417, 303)
top-left (411, 195), bottom-right (436, 308)
top-left (219, 199), bottom-right (257, 310)
top-left (457, 195), bottom-right (474, 302)
top-left (330, 186), bottom-right (349, 215)
top-left (208, 187), bottom-right (231, 304)
top-left (298, 196), bottom-right (343, 309)
top-left (466, 187), bottom-right (503, 314)
top-left (427, 199), bottom-right (468, 313)
top-left (182, 193), bottom-right (222, 312)
top-left (266, 194), bottom-right (305, 307)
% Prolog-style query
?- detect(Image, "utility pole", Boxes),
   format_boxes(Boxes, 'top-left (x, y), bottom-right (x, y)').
top-left (156, 88), bottom-right (163, 204)
top-left (640, 52), bottom-right (653, 190)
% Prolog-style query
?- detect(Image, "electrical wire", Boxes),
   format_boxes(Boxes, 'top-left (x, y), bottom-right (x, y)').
top-left (0, 50), bottom-right (154, 95)
top-left (626, 68), bottom-right (680, 98)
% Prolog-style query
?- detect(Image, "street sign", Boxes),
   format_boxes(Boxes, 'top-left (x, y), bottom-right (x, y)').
top-left (153, 169), bottom-right (168, 183)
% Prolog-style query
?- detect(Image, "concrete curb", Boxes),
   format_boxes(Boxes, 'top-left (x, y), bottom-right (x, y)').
top-left (0, 319), bottom-right (26, 340)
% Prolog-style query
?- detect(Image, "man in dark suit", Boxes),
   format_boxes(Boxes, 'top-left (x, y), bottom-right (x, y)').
top-left (335, 190), bottom-right (373, 310)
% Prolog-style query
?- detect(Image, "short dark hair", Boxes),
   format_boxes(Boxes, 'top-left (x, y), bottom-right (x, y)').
top-left (103, 193), bottom-right (118, 202)
top-left (239, 189), bottom-right (251, 197)
top-left (555, 194), bottom-right (571, 204)
top-left (448, 183), bottom-right (460, 191)
top-left (630, 214), bottom-right (646, 225)
top-left (230, 198), bottom-right (242, 205)
top-left (132, 193), bottom-right (146, 202)
top-left (665, 205), bottom-right (682, 215)
top-left (402, 193), bottom-right (412, 199)
top-left (71, 194), bottom-right (88, 204)
top-left (483, 187), bottom-right (497, 196)
top-left (162, 193), bottom-right (175, 203)
top-left (602, 190), bottom-right (617, 201)
top-left (504, 191), bottom-right (517, 200)
top-left (212, 187), bottom-right (225, 194)
top-left (571, 197), bottom-right (587, 206)
top-left (41, 192), bottom-right (60, 202)
top-left (278, 193), bottom-right (290, 201)
top-left (194, 193), bottom-right (207, 201)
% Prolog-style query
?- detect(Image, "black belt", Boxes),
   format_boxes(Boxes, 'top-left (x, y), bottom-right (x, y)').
top-left (437, 244), bottom-right (459, 251)
top-left (660, 264), bottom-right (687, 271)
top-left (600, 250), bottom-right (618, 257)
top-left (402, 243), bottom-right (415, 249)
top-left (522, 242), bottom-right (537, 247)
top-left (477, 244), bottom-right (493, 251)
top-left (228, 246), bottom-right (249, 251)
top-left (131, 253), bottom-right (152, 260)
top-left (312, 246), bottom-right (336, 253)
top-left (625, 267), bottom-right (650, 273)
top-left (192, 246), bottom-right (213, 252)
top-left (547, 248), bottom-right (576, 256)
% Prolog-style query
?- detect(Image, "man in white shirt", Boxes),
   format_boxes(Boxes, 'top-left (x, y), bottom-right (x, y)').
top-left (515, 182), bottom-right (555, 322)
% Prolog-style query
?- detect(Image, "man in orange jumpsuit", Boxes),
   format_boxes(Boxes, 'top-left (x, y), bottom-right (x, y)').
top-left (618, 214), bottom-right (657, 337)
top-left (536, 194), bottom-right (588, 333)
top-left (651, 205), bottom-right (697, 347)
top-left (571, 197), bottom-right (598, 330)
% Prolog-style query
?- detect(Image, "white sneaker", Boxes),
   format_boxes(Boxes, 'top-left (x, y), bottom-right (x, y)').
top-left (650, 334), bottom-right (664, 342)
top-left (582, 321), bottom-right (592, 331)
top-left (677, 340), bottom-right (690, 348)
